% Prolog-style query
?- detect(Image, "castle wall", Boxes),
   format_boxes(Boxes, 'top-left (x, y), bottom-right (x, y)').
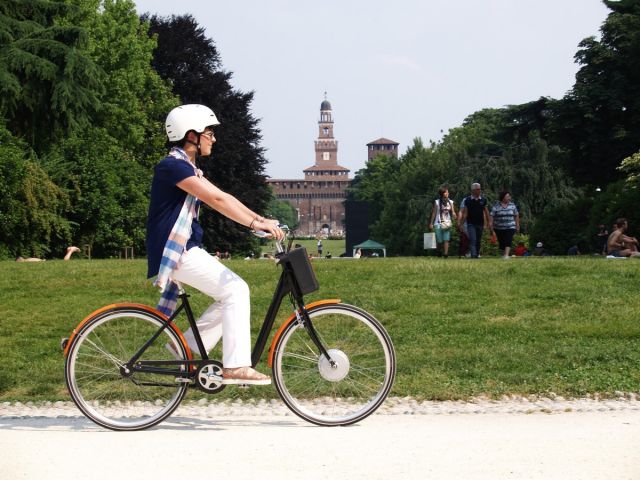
top-left (268, 178), bottom-right (350, 236)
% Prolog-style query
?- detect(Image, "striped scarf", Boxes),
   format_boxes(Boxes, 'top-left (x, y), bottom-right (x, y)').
top-left (154, 147), bottom-right (202, 316)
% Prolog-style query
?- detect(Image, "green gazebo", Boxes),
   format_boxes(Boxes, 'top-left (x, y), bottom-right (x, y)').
top-left (353, 239), bottom-right (386, 257)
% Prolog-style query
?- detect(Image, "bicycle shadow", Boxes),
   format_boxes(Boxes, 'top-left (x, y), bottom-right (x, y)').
top-left (0, 415), bottom-right (309, 432)
top-left (160, 416), bottom-right (308, 430)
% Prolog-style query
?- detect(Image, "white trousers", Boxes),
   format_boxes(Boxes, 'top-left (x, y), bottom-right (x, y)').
top-left (171, 247), bottom-right (251, 368)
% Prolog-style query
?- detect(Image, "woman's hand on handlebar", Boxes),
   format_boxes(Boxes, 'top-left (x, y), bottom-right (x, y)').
top-left (253, 219), bottom-right (285, 241)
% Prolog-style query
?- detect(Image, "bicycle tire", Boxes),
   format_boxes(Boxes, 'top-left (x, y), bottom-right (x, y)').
top-left (65, 307), bottom-right (189, 431)
top-left (272, 303), bottom-right (395, 426)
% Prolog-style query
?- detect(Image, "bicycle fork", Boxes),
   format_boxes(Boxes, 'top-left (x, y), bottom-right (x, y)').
top-left (295, 306), bottom-right (335, 367)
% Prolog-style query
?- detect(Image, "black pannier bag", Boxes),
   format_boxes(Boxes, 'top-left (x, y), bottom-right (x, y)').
top-left (278, 247), bottom-right (319, 295)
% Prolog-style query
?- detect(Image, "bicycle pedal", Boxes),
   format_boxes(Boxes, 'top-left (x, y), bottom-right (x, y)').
top-left (175, 377), bottom-right (193, 384)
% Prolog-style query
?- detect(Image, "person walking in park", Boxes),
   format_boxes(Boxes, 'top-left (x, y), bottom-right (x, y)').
top-left (146, 104), bottom-right (284, 385)
top-left (458, 182), bottom-right (492, 258)
top-left (490, 191), bottom-right (520, 259)
top-left (429, 185), bottom-right (457, 258)
top-left (606, 218), bottom-right (640, 258)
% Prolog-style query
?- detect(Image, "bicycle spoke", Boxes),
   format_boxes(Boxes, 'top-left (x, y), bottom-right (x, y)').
top-left (82, 337), bottom-right (124, 369)
top-left (348, 364), bottom-right (387, 384)
top-left (273, 306), bottom-right (395, 425)
top-left (280, 351), bottom-right (318, 363)
top-left (66, 309), bottom-right (187, 430)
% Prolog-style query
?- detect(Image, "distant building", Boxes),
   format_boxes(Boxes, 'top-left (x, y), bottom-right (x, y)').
top-left (366, 138), bottom-right (399, 161)
top-left (268, 96), bottom-right (351, 237)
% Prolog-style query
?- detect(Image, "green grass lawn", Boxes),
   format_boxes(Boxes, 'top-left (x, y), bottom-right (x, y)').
top-left (1, 256), bottom-right (639, 402)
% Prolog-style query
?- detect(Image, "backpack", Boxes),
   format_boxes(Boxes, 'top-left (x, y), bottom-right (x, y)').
top-left (439, 199), bottom-right (452, 229)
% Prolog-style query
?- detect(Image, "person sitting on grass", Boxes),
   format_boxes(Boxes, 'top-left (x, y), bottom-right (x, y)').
top-left (567, 244), bottom-right (581, 255)
top-left (16, 246), bottom-right (80, 262)
top-left (513, 242), bottom-right (528, 256)
top-left (607, 218), bottom-right (640, 258)
top-left (533, 242), bottom-right (549, 256)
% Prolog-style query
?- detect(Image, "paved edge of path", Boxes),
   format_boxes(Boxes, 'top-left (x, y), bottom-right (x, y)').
top-left (2, 394), bottom-right (640, 418)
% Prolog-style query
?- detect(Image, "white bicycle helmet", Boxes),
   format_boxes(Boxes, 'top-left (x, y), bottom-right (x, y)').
top-left (165, 104), bottom-right (220, 141)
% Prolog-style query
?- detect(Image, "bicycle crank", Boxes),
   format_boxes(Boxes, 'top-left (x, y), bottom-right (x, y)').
top-left (195, 360), bottom-right (226, 394)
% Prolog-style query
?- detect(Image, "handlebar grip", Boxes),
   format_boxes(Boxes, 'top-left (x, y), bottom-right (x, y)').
top-left (252, 224), bottom-right (288, 254)
top-left (252, 224), bottom-right (289, 238)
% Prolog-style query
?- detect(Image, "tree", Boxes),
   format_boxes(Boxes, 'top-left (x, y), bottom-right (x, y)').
top-left (0, 0), bottom-right (103, 150)
top-left (555, 0), bottom-right (640, 186)
top-left (74, 0), bottom-right (177, 165)
top-left (619, 149), bottom-right (640, 188)
top-left (145, 14), bottom-right (271, 255)
top-left (265, 195), bottom-right (299, 232)
top-left (0, 125), bottom-right (71, 258)
top-left (529, 197), bottom-right (594, 255)
top-left (348, 106), bottom-right (578, 255)
top-left (44, 128), bottom-right (149, 257)
top-left (348, 152), bottom-right (403, 227)
top-left (40, 0), bottom-right (178, 256)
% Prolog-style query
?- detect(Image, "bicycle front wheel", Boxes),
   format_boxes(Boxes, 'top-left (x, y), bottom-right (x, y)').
top-left (272, 303), bottom-right (395, 426)
top-left (65, 307), bottom-right (189, 431)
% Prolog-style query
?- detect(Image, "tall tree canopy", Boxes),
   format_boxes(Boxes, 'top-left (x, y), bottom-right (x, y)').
top-left (0, 0), bottom-right (178, 258)
top-left (41, 0), bottom-right (177, 257)
top-left (0, 0), bottom-right (102, 150)
top-left (553, 0), bottom-right (640, 185)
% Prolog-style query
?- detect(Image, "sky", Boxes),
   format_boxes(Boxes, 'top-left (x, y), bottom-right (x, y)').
top-left (133, 0), bottom-right (610, 179)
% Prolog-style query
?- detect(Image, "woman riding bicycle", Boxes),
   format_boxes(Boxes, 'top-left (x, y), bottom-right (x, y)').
top-left (146, 104), bottom-right (284, 385)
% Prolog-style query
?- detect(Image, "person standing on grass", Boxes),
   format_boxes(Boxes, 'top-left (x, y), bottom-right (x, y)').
top-left (458, 182), bottom-right (492, 258)
top-left (606, 218), bottom-right (640, 258)
top-left (429, 185), bottom-right (457, 258)
top-left (490, 191), bottom-right (520, 259)
top-left (317, 239), bottom-right (323, 256)
top-left (146, 104), bottom-right (284, 385)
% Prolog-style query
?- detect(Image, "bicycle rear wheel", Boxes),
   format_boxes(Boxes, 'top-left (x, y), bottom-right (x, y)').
top-left (65, 307), bottom-right (188, 430)
top-left (272, 303), bottom-right (395, 426)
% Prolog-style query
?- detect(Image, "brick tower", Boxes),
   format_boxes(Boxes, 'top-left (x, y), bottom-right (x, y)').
top-left (268, 95), bottom-right (351, 237)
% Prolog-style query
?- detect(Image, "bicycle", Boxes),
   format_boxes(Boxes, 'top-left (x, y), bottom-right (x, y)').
top-left (62, 229), bottom-right (396, 430)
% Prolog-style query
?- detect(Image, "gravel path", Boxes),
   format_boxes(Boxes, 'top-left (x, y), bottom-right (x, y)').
top-left (2, 393), bottom-right (640, 418)
top-left (2, 397), bottom-right (640, 480)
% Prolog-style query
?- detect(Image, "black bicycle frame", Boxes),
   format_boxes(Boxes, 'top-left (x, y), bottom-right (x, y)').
top-left (250, 257), bottom-right (332, 367)
top-left (130, 254), bottom-right (332, 378)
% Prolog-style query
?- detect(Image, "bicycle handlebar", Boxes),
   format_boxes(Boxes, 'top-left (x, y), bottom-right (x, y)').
top-left (252, 224), bottom-right (289, 254)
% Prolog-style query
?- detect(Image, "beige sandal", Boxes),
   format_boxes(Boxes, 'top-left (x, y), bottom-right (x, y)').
top-left (222, 366), bottom-right (271, 385)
